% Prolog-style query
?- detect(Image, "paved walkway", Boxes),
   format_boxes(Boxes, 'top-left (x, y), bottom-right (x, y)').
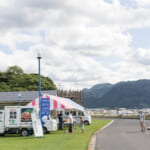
top-left (95, 119), bottom-right (150, 150)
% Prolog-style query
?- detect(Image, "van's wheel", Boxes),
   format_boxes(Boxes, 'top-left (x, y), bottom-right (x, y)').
top-left (84, 121), bottom-right (89, 125)
top-left (21, 129), bottom-right (29, 136)
top-left (43, 127), bottom-right (47, 134)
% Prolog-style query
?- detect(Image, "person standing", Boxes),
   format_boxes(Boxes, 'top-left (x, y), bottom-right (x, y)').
top-left (118, 110), bottom-right (122, 119)
top-left (68, 112), bottom-right (73, 133)
top-left (139, 111), bottom-right (146, 132)
top-left (58, 111), bottom-right (63, 130)
top-left (80, 117), bottom-right (84, 134)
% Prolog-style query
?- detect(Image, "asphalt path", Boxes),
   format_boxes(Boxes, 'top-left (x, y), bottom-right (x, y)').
top-left (95, 119), bottom-right (150, 150)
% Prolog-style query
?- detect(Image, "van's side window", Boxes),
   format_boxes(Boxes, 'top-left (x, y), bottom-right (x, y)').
top-left (73, 111), bottom-right (76, 116)
top-left (78, 111), bottom-right (84, 116)
top-left (65, 112), bottom-right (69, 116)
top-left (10, 111), bottom-right (17, 119)
top-left (71, 111), bottom-right (76, 116)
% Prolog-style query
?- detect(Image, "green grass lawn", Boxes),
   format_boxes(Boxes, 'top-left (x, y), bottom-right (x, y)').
top-left (0, 119), bottom-right (110, 150)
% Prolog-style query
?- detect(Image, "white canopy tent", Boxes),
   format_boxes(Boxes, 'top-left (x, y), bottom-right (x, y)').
top-left (27, 94), bottom-right (84, 111)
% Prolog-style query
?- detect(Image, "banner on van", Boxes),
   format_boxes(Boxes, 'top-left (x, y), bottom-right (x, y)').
top-left (21, 108), bottom-right (33, 122)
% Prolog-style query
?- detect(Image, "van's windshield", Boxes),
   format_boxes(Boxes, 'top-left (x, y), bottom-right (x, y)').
top-left (78, 111), bottom-right (85, 116)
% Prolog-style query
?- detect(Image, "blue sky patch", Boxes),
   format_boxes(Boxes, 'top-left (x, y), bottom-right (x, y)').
top-left (39, 31), bottom-right (45, 39)
top-left (16, 42), bottom-right (35, 51)
top-left (104, 0), bottom-right (137, 8)
top-left (104, 0), bottom-right (112, 4)
top-left (128, 27), bottom-right (150, 49)
top-left (0, 45), bottom-right (12, 54)
top-left (20, 31), bottom-right (33, 36)
top-left (93, 55), bottom-right (122, 70)
top-left (20, 30), bottom-right (45, 39)
top-left (120, 0), bottom-right (137, 8)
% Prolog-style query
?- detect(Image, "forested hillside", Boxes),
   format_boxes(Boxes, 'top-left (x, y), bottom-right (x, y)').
top-left (83, 83), bottom-right (113, 107)
top-left (0, 66), bottom-right (57, 91)
top-left (83, 80), bottom-right (150, 109)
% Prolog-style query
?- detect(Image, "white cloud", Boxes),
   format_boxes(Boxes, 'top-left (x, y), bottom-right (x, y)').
top-left (44, 25), bottom-right (132, 57)
top-left (0, 45), bottom-right (111, 89)
top-left (136, 0), bottom-right (150, 7)
top-left (0, 32), bottom-right (42, 52)
top-left (0, 0), bottom-right (15, 7)
top-left (0, 0), bottom-right (150, 89)
top-left (1, 0), bottom-right (150, 30)
top-left (131, 48), bottom-right (150, 65)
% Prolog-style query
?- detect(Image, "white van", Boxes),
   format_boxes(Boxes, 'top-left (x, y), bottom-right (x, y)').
top-left (63, 110), bottom-right (92, 125)
top-left (0, 106), bottom-right (57, 136)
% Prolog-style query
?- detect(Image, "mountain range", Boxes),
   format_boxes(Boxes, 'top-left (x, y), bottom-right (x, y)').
top-left (83, 79), bottom-right (150, 109)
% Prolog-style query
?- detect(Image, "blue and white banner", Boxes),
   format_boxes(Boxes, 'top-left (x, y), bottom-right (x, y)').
top-left (41, 97), bottom-right (50, 126)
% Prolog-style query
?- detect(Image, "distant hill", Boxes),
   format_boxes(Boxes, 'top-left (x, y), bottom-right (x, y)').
top-left (83, 79), bottom-right (150, 109)
top-left (83, 83), bottom-right (113, 107)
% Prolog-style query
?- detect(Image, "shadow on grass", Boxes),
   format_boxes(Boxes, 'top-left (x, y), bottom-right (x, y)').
top-left (0, 134), bottom-right (21, 138)
top-left (0, 127), bottom-right (84, 139)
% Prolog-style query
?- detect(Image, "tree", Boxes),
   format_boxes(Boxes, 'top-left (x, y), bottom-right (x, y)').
top-left (6, 66), bottom-right (24, 75)
top-left (0, 66), bottom-right (57, 91)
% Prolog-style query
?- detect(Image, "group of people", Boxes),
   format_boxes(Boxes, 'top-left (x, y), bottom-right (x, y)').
top-left (58, 111), bottom-right (84, 134)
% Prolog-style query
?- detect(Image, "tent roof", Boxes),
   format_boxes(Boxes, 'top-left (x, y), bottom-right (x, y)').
top-left (27, 94), bottom-right (84, 111)
top-left (63, 98), bottom-right (84, 111)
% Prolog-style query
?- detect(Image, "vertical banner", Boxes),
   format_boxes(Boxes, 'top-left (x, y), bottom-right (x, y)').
top-left (41, 98), bottom-right (50, 126)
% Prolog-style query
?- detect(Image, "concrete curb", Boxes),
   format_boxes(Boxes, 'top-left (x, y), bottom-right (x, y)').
top-left (87, 120), bottom-right (114, 150)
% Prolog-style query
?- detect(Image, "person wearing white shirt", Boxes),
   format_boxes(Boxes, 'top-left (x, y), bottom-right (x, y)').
top-left (140, 111), bottom-right (146, 132)
top-left (68, 112), bottom-right (73, 133)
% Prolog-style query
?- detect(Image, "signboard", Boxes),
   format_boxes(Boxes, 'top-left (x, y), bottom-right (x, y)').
top-left (41, 98), bottom-right (50, 126)
top-left (31, 112), bottom-right (43, 137)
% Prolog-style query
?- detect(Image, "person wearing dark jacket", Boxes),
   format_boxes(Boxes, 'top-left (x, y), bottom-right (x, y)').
top-left (58, 111), bottom-right (63, 130)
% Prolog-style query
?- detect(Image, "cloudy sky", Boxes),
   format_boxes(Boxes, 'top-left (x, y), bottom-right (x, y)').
top-left (0, 0), bottom-right (150, 90)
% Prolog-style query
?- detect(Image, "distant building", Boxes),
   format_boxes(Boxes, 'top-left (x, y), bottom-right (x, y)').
top-left (0, 90), bottom-right (84, 109)
top-left (0, 90), bottom-right (57, 109)
top-left (57, 90), bottom-right (84, 106)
